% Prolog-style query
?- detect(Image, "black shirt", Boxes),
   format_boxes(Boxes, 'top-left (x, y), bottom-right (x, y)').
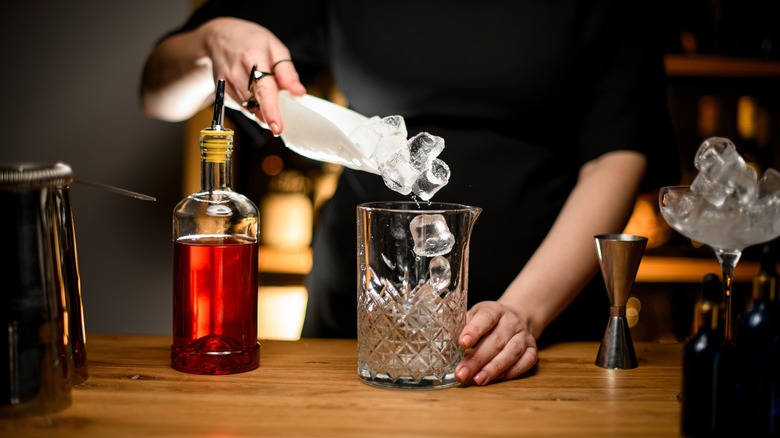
top-left (170, 0), bottom-right (680, 341)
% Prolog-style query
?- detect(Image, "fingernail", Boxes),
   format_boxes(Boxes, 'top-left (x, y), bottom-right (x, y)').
top-left (270, 122), bottom-right (281, 136)
top-left (474, 372), bottom-right (487, 386)
top-left (460, 334), bottom-right (473, 347)
top-left (456, 367), bottom-right (470, 382)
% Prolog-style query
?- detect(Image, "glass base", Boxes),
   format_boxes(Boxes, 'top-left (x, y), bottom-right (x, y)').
top-left (0, 395), bottom-right (72, 419)
top-left (359, 371), bottom-right (459, 390)
top-left (171, 336), bottom-right (260, 375)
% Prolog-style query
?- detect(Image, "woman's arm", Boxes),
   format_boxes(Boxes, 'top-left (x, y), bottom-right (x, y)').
top-left (140, 17), bottom-right (305, 134)
top-left (456, 149), bottom-right (647, 385)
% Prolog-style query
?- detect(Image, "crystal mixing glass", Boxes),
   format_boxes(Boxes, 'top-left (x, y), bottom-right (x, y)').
top-left (357, 202), bottom-right (480, 389)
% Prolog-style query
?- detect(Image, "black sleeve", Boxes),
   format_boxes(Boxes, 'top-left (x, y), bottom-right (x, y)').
top-left (578, 2), bottom-right (681, 192)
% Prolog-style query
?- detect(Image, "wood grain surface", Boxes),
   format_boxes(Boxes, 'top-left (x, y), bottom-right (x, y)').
top-left (1, 334), bottom-right (683, 437)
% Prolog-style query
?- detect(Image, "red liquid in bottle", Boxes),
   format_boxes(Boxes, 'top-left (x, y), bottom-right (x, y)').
top-left (172, 236), bottom-right (259, 374)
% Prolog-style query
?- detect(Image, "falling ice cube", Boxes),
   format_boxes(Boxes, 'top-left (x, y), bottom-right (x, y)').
top-left (410, 214), bottom-right (455, 257)
top-left (412, 158), bottom-right (451, 201)
top-left (380, 154), bottom-right (420, 196)
top-left (428, 255), bottom-right (451, 292)
top-left (350, 113), bottom-right (451, 202)
top-left (408, 132), bottom-right (445, 171)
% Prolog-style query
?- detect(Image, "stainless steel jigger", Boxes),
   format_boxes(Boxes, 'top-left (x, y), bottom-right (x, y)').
top-left (594, 234), bottom-right (647, 369)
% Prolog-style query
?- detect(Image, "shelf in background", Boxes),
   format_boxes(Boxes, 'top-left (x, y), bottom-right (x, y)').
top-left (665, 54), bottom-right (780, 78)
top-left (636, 255), bottom-right (768, 283)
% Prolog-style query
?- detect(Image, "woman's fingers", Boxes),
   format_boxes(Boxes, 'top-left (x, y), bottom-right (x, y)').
top-left (455, 301), bottom-right (538, 385)
top-left (248, 65), bottom-right (281, 134)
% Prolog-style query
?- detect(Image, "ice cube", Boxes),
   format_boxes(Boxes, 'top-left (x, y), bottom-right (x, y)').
top-left (745, 198), bottom-right (780, 242)
top-left (753, 168), bottom-right (780, 236)
top-left (380, 154), bottom-right (420, 196)
top-left (412, 158), bottom-right (451, 201)
top-left (729, 166), bottom-right (758, 205)
top-left (428, 255), bottom-right (451, 292)
top-left (348, 116), bottom-right (382, 157)
top-left (694, 137), bottom-right (743, 173)
top-left (758, 168), bottom-right (780, 199)
top-left (692, 165), bottom-right (757, 208)
top-left (691, 172), bottom-right (728, 207)
top-left (691, 137), bottom-right (758, 207)
top-left (349, 115), bottom-right (407, 161)
top-left (372, 133), bottom-right (409, 166)
top-left (411, 282), bottom-right (438, 309)
top-left (379, 116), bottom-right (407, 138)
top-left (350, 114), bottom-right (451, 201)
top-left (661, 187), bottom-right (703, 227)
top-left (408, 132), bottom-right (444, 171)
top-left (409, 214), bottom-right (455, 257)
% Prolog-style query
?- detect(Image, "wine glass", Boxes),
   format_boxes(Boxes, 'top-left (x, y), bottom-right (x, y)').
top-left (659, 185), bottom-right (780, 340)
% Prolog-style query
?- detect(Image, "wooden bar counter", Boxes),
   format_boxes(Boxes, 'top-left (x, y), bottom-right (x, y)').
top-left (1, 334), bottom-right (684, 436)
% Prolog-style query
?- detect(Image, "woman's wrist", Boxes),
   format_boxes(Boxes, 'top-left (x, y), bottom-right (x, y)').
top-left (497, 297), bottom-right (541, 340)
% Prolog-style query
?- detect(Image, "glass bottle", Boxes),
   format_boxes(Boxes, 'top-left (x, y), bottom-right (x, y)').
top-left (681, 273), bottom-right (735, 436)
top-left (171, 80), bottom-right (260, 375)
top-left (734, 243), bottom-right (779, 436)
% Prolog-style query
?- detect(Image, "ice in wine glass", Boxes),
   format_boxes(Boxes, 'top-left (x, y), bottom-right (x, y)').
top-left (659, 137), bottom-right (780, 339)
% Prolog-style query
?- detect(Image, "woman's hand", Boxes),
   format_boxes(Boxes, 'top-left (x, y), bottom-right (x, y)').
top-left (455, 301), bottom-right (538, 386)
top-left (141, 17), bottom-right (305, 133)
top-left (199, 17), bottom-right (306, 134)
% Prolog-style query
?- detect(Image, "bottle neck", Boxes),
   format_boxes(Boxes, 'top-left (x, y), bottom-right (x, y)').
top-left (694, 300), bottom-right (724, 334)
top-left (752, 272), bottom-right (777, 303)
top-left (200, 128), bottom-right (234, 192)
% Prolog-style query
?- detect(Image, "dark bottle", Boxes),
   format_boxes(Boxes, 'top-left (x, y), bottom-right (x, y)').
top-left (681, 273), bottom-right (736, 436)
top-left (734, 243), bottom-right (779, 436)
top-left (171, 80), bottom-right (260, 375)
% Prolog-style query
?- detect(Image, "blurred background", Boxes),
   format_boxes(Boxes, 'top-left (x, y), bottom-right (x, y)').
top-left (1, 1), bottom-right (778, 340)
top-left (0, 1), bottom-right (191, 334)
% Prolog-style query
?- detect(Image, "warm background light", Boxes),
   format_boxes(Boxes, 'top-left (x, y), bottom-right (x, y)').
top-left (258, 286), bottom-right (308, 340)
top-left (261, 193), bottom-right (313, 249)
top-left (260, 171), bottom-right (313, 250)
top-left (622, 194), bottom-right (672, 249)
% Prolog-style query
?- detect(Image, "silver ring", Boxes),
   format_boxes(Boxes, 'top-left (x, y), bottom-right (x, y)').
top-left (247, 64), bottom-right (274, 91)
top-left (271, 59), bottom-right (293, 73)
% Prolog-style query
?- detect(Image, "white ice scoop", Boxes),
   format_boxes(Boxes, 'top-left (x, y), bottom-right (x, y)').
top-left (278, 90), bottom-right (380, 174)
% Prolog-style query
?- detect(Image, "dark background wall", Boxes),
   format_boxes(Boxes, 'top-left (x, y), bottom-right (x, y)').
top-left (0, 1), bottom-right (192, 334)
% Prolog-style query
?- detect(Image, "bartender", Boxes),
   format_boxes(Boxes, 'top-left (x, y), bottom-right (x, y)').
top-left (140, 1), bottom-right (680, 386)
